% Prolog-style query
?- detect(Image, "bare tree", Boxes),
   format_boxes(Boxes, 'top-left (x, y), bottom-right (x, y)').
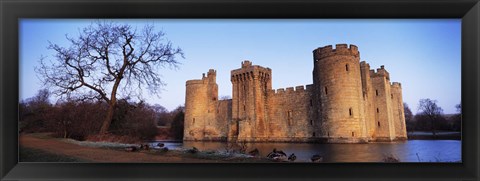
top-left (36, 22), bottom-right (183, 134)
top-left (403, 102), bottom-right (414, 132)
top-left (455, 103), bottom-right (461, 113)
top-left (170, 106), bottom-right (185, 140)
top-left (417, 99), bottom-right (443, 137)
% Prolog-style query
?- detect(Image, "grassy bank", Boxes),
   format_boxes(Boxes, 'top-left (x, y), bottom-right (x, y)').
top-left (20, 146), bottom-right (88, 162)
top-left (20, 133), bottom-right (272, 163)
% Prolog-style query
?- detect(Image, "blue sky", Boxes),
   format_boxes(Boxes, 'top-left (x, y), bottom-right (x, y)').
top-left (20, 19), bottom-right (461, 114)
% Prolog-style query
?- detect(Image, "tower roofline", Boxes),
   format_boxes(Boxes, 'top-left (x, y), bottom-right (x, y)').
top-left (313, 44), bottom-right (360, 60)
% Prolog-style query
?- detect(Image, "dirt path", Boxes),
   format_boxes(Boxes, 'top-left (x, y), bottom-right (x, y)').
top-left (19, 134), bottom-right (222, 163)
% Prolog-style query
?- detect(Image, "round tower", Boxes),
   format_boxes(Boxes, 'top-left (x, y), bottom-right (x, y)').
top-left (184, 79), bottom-right (207, 141)
top-left (312, 44), bottom-right (368, 143)
top-left (184, 69), bottom-right (219, 141)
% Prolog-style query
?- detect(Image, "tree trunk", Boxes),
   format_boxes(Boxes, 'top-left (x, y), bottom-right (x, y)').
top-left (99, 77), bottom-right (121, 134)
top-left (431, 119), bottom-right (436, 138)
top-left (100, 102), bottom-right (115, 134)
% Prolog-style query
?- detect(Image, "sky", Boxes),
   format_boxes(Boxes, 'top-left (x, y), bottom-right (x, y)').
top-left (19, 19), bottom-right (461, 114)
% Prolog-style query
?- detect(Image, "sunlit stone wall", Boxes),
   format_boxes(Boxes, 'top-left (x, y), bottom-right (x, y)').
top-left (184, 44), bottom-right (406, 143)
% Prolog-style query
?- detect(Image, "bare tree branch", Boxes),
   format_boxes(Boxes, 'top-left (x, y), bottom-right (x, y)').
top-left (35, 21), bottom-right (183, 134)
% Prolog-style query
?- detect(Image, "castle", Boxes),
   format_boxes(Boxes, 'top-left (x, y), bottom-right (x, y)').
top-left (184, 44), bottom-right (407, 143)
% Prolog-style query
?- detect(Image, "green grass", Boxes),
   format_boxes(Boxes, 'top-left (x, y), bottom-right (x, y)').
top-left (25, 132), bottom-right (55, 139)
top-left (19, 146), bottom-right (88, 162)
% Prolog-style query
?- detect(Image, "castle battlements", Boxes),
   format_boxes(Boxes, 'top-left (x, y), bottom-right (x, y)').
top-left (295, 85), bottom-right (305, 91)
top-left (242, 60), bottom-right (252, 68)
top-left (360, 61), bottom-right (370, 68)
top-left (184, 45), bottom-right (406, 143)
top-left (276, 88), bottom-right (285, 93)
top-left (313, 44), bottom-right (360, 60)
top-left (369, 65), bottom-right (390, 80)
top-left (186, 69), bottom-right (217, 85)
top-left (270, 84), bottom-right (313, 95)
top-left (231, 60), bottom-right (271, 82)
top-left (207, 69), bottom-right (216, 76)
top-left (185, 79), bottom-right (205, 85)
top-left (391, 82), bottom-right (402, 87)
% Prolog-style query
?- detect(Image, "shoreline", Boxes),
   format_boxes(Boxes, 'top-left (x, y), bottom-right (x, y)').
top-left (407, 131), bottom-right (461, 140)
top-left (19, 133), bottom-right (461, 163)
top-left (19, 133), bottom-right (271, 163)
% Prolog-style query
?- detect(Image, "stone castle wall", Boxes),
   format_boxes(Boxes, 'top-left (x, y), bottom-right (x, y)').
top-left (370, 67), bottom-right (396, 141)
top-left (184, 69), bottom-right (228, 141)
top-left (184, 44), bottom-right (407, 143)
top-left (360, 61), bottom-right (377, 140)
top-left (264, 85), bottom-right (315, 142)
top-left (230, 61), bottom-right (272, 141)
top-left (391, 83), bottom-right (407, 140)
top-left (312, 44), bottom-right (368, 143)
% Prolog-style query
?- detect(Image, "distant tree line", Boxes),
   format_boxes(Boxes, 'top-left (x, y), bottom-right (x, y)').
top-left (404, 99), bottom-right (461, 134)
top-left (19, 89), bottom-right (184, 142)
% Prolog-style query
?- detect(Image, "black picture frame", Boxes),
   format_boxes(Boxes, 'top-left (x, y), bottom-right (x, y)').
top-left (1, 0), bottom-right (479, 180)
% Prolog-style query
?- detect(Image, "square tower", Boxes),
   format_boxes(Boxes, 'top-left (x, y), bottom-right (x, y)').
top-left (230, 61), bottom-right (272, 141)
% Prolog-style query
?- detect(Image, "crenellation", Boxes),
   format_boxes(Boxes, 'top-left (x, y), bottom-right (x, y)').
top-left (185, 79), bottom-right (204, 85)
top-left (296, 85), bottom-right (305, 91)
top-left (336, 43), bottom-right (348, 49)
top-left (349, 44), bottom-right (358, 52)
top-left (313, 44), bottom-right (360, 61)
top-left (242, 60), bottom-right (252, 68)
top-left (184, 44), bottom-right (406, 143)
top-left (286, 87), bottom-right (294, 93)
top-left (391, 82), bottom-right (401, 87)
top-left (369, 66), bottom-right (390, 80)
top-left (306, 84), bottom-right (313, 91)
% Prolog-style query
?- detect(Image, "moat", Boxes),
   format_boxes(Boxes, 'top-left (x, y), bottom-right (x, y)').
top-left (150, 140), bottom-right (461, 162)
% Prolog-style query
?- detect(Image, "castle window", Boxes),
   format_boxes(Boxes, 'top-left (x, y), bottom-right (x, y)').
top-left (310, 99), bottom-right (313, 106)
top-left (325, 87), bottom-right (328, 95)
top-left (376, 89), bottom-right (379, 96)
top-left (352, 132), bottom-right (355, 137)
top-left (213, 97), bottom-right (216, 101)
top-left (378, 121), bottom-right (380, 127)
top-left (193, 118), bottom-right (195, 125)
top-left (346, 64), bottom-right (349, 71)
top-left (349, 108), bottom-right (353, 116)
top-left (244, 105), bottom-right (246, 111)
top-left (313, 132), bottom-right (316, 137)
top-left (287, 110), bottom-right (293, 119)
top-left (377, 108), bottom-right (379, 113)
top-left (391, 94), bottom-right (393, 99)
top-left (310, 120), bottom-right (313, 125)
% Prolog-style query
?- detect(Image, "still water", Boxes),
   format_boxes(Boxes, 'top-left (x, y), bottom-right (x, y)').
top-left (150, 140), bottom-right (461, 162)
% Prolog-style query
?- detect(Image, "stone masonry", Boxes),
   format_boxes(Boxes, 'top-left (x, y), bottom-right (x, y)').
top-left (183, 44), bottom-right (407, 143)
